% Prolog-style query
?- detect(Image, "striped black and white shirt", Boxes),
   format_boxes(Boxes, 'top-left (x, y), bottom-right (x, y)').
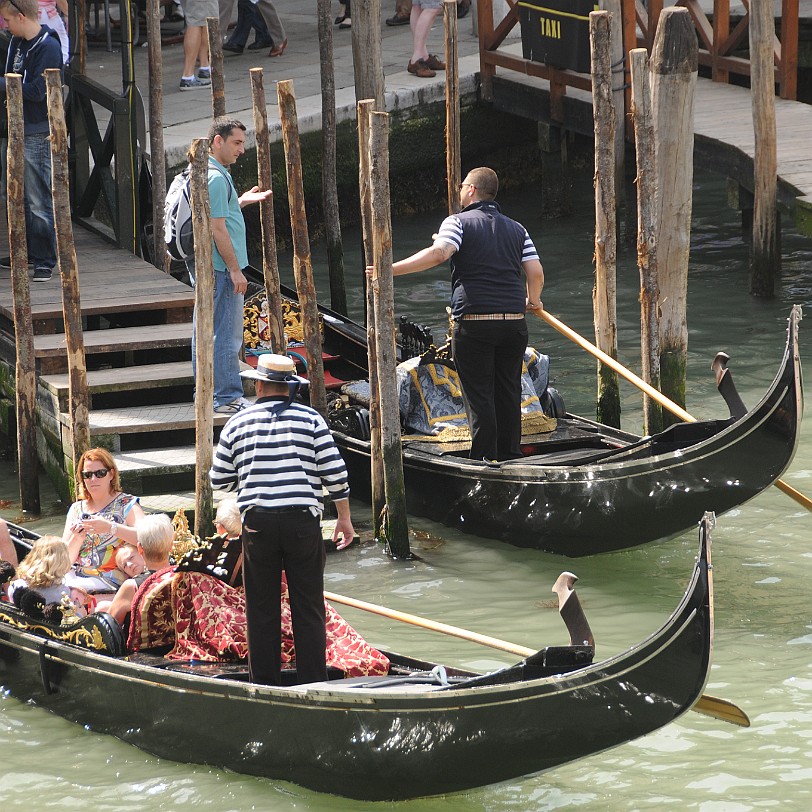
top-left (210, 398), bottom-right (350, 516)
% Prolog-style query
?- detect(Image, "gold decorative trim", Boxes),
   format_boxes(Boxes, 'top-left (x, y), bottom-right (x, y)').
top-left (0, 608), bottom-right (109, 651)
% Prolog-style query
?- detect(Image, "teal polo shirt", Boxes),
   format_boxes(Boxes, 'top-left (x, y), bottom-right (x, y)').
top-left (208, 156), bottom-right (248, 272)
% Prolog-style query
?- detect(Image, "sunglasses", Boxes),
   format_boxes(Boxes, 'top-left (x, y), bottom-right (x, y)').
top-left (81, 468), bottom-right (110, 480)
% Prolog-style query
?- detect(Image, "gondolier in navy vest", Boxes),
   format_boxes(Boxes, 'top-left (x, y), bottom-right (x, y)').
top-left (373, 167), bottom-right (544, 461)
top-left (209, 354), bottom-right (355, 685)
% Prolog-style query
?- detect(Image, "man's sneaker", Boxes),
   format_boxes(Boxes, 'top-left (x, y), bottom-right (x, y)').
top-left (179, 76), bottom-right (209, 91)
top-left (214, 399), bottom-right (246, 414)
top-left (33, 266), bottom-right (53, 282)
top-left (196, 68), bottom-right (212, 85)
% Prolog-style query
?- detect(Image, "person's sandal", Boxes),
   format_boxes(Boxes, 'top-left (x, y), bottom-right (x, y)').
top-left (407, 59), bottom-right (436, 78)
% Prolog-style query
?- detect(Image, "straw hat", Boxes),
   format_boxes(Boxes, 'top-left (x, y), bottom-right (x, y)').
top-left (240, 353), bottom-right (308, 384)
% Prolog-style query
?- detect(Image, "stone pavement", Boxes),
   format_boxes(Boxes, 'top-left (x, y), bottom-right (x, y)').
top-left (90, 0), bottom-right (493, 167)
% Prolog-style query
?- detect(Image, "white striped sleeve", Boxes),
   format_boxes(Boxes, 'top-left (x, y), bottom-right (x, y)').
top-left (435, 215), bottom-right (463, 251)
top-left (522, 229), bottom-right (540, 262)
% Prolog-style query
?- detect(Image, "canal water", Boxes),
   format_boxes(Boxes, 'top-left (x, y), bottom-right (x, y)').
top-left (2, 175), bottom-right (812, 809)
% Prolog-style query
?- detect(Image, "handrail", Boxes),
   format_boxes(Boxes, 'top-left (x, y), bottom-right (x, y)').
top-left (477, 0), bottom-right (799, 117)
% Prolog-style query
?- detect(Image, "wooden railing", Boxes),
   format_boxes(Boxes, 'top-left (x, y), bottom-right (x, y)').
top-left (477, 0), bottom-right (800, 119)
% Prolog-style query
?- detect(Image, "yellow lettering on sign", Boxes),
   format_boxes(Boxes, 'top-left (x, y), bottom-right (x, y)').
top-left (538, 16), bottom-right (561, 40)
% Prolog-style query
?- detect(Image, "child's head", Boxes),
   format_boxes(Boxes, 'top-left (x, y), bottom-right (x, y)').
top-left (214, 499), bottom-right (242, 538)
top-left (16, 536), bottom-right (72, 589)
top-left (136, 514), bottom-right (174, 563)
top-left (115, 544), bottom-right (146, 578)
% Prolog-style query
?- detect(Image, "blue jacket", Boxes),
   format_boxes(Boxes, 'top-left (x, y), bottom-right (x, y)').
top-left (0, 26), bottom-right (63, 136)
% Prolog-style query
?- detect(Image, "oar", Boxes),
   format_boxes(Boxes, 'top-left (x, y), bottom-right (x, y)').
top-left (535, 308), bottom-right (812, 513)
top-left (323, 590), bottom-right (750, 727)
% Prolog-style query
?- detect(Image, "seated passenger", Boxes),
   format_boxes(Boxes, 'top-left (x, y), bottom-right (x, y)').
top-left (215, 498), bottom-right (241, 539)
top-left (95, 514), bottom-right (173, 625)
top-left (1, 517), bottom-right (18, 567)
top-left (112, 543), bottom-right (147, 582)
top-left (6, 535), bottom-right (91, 615)
top-left (62, 447), bottom-right (144, 593)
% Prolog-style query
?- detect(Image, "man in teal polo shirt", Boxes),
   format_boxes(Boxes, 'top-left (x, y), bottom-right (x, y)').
top-left (189, 117), bottom-right (272, 414)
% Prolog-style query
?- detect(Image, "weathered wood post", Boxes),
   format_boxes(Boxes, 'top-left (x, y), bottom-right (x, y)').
top-left (317, 0), bottom-right (348, 314)
top-left (444, 0), bottom-right (461, 213)
top-left (600, 0), bottom-right (626, 234)
top-left (590, 11), bottom-right (620, 428)
top-left (250, 68), bottom-right (285, 353)
top-left (206, 17), bottom-right (226, 119)
top-left (6, 76), bottom-right (40, 513)
top-left (368, 111), bottom-right (411, 559)
top-left (277, 80), bottom-right (328, 417)
top-left (630, 48), bottom-right (662, 435)
top-left (147, 0), bottom-right (168, 270)
top-left (651, 7), bottom-right (696, 421)
top-left (46, 69), bottom-right (90, 479)
top-left (350, 0), bottom-right (385, 107)
top-left (357, 99), bottom-right (385, 541)
top-left (749, 0), bottom-right (780, 296)
top-left (190, 139), bottom-right (215, 538)
top-left (75, 0), bottom-right (87, 76)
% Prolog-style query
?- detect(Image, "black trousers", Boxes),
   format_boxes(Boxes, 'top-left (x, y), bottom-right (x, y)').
top-left (241, 507), bottom-right (327, 685)
top-left (452, 318), bottom-right (528, 461)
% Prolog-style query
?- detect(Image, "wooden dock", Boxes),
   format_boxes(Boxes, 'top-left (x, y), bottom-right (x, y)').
top-left (0, 227), bottom-right (232, 498)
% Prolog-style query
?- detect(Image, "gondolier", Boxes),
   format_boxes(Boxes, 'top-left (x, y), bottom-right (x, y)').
top-left (376, 166), bottom-right (545, 462)
top-left (209, 353), bottom-right (355, 685)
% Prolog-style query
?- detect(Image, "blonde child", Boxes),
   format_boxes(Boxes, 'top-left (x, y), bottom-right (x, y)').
top-left (7, 535), bottom-right (91, 615)
top-left (112, 543), bottom-right (147, 582)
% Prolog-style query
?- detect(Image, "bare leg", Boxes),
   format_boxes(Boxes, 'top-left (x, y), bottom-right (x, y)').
top-left (182, 26), bottom-right (207, 76)
top-left (410, 7), bottom-right (440, 63)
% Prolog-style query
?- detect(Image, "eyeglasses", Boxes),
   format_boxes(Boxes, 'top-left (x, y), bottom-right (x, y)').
top-left (81, 468), bottom-right (110, 480)
top-left (458, 182), bottom-right (474, 191)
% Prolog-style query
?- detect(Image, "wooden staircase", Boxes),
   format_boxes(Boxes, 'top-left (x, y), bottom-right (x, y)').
top-left (0, 231), bottom-right (223, 496)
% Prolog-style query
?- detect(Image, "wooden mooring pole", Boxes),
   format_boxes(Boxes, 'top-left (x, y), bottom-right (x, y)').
top-left (749, 0), bottom-right (781, 296)
top-left (444, 0), bottom-right (461, 213)
top-left (590, 11), bottom-right (620, 428)
top-left (206, 17), bottom-right (226, 119)
top-left (651, 7), bottom-right (696, 423)
top-left (46, 69), bottom-right (90, 480)
top-left (147, 0), bottom-right (167, 271)
top-left (250, 68), bottom-right (285, 353)
top-left (317, 0), bottom-right (348, 315)
top-left (190, 139), bottom-right (215, 538)
top-left (277, 80), bottom-right (328, 417)
top-left (357, 99), bottom-right (385, 540)
top-left (6, 76), bottom-right (39, 513)
top-left (368, 111), bottom-right (411, 559)
top-left (629, 48), bottom-right (663, 435)
top-left (350, 0), bottom-right (385, 107)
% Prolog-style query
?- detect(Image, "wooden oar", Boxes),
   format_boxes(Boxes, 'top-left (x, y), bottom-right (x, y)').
top-left (323, 590), bottom-right (750, 727)
top-left (535, 308), bottom-right (812, 513)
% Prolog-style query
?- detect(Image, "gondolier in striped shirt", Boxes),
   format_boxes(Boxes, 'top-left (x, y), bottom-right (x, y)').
top-left (210, 354), bottom-right (355, 685)
top-left (375, 167), bottom-right (544, 462)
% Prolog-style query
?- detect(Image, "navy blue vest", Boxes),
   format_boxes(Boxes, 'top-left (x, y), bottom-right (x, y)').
top-left (449, 201), bottom-right (529, 318)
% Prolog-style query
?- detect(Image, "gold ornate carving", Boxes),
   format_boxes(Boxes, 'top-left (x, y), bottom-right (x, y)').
top-left (171, 509), bottom-right (202, 561)
top-left (243, 290), bottom-right (323, 349)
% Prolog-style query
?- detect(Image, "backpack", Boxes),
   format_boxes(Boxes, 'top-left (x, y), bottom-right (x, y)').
top-left (164, 167), bottom-right (194, 261)
top-left (164, 163), bottom-right (233, 262)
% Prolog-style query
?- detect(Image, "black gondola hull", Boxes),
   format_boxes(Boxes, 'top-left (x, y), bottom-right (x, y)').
top-left (332, 308), bottom-right (803, 556)
top-left (0, 519), bottom-right (714, 800)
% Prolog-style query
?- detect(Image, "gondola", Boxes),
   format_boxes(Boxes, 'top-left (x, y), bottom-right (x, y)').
top-left (0, 515), bottom-right (714, 801)
top-left (262, 284), bottom-right (802, 556)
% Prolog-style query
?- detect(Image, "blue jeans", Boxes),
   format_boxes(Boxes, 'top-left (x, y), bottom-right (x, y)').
top-left (187, 259), bottom-right (245, 407)
top-left (228, 0), bottom-right (271, 47)
top-left (24, 133), bottom-right (57, 269)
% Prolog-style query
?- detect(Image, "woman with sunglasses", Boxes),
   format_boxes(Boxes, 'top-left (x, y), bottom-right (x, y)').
top-left (62, 448), bottom-right (145, 593)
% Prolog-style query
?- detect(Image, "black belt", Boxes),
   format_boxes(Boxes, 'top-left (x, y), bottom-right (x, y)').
top-left (248, 506), bottom-right (312, 515)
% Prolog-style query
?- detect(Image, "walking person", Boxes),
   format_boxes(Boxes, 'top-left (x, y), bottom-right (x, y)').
top-left (406, 0), bottom-right (446, 78)
top-left (371, 167), bottom-right (544, 462)
top-left (189, 117), bottom-right (271, 414)
top-left (210, 353), bottom-right (355, 685)
top-left (0, 0), bottom-right (62, 282)
top-left (219, 0), bottom-right (287, 57)
top-left (178, 0), bottom-right (215, 90)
